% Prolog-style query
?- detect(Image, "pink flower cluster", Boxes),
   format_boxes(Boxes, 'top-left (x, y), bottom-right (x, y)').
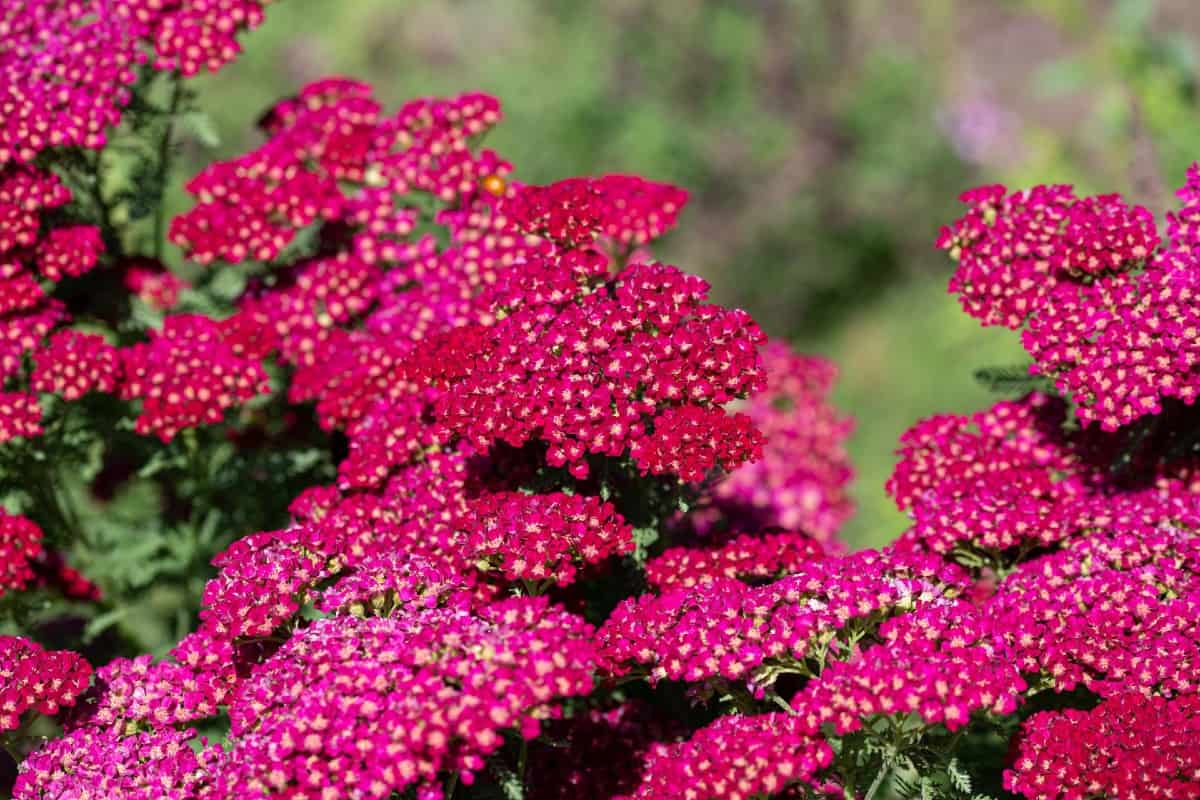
top-left (504, 175), bottom-right (689, 249)
top-left (0, 510), bottom-right (42, 597)
top-left (941, 168), bottom-right (1200, 431)
top-left (13, 725), bottom-right (220, 800)
top-left (0, 0), bottom-right (270, 166)
top-left (886, 393), bottom-right (1200, 565)
top-left (644, 529), bottom-right (824, 591)
top-left (0, 635), bottom-right (92, 731)
top-left (124, 258), bottom-right (190, 310)
top-left (624, 712), bottom-right (833, 800)
top-left (987, 527), bottom-right (1200, 698)
top-left (795, 602), bottom-right (1025, 734)
top-left (708, 342), bottom-right (855, 543)
top-left (169, 80), bottom-right (500, 265)
top-left (119, 314), bottom-right (271, 440)
top-left (599, 549), bottom-right (967, 688)
top-left (466, 491), bottom-right (634, 588)
top-left (940, 184), bottom-right (1157, 329)
top-left (73, 629), bottom-right (238, 731)
top-left (210, 598), bottom-right (596, 799)
top-left (31, 330), bottom-right (120, 401)
top-left (0, 392), bottom-right (42, 443)
top-left (0, 164), bottom-right (75, 397)
top-left (1006, 692), bottom-right (1200, 800)
top-left (419, 261), bottom-right (766, 479)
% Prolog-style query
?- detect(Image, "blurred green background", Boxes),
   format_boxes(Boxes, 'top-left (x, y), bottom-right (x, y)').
top-left (179, 0), bottom-right (1200, 548)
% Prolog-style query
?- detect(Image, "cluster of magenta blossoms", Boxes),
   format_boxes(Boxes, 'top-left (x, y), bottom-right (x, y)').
top-left (1, 19), bottom-right (872, 792)
top-left (9, 1), bottom-right (1200, 797)
top-left (941, 170), bottom-right (1200, 431)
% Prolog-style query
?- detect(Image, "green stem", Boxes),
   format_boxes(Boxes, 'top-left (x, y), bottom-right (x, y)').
top-left (863, 764), bottom-right (890, 800)
top-left (153, 76), bottom-right (184, 260)
top-left (86, 149), bottom-right (122, 259)
top-left (768, 691), bottom-right (799, 716)
top-left (517, 737), bottom-right (528, 792)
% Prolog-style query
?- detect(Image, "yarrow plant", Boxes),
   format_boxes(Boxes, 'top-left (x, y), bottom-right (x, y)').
top-left (3, 3), bottom-right (1200, 800)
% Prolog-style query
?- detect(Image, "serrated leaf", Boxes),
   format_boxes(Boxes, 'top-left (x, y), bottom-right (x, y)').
top-left (83, 607), bottom-right (129, 643)
top-left (630, 525), bottom-right (659, 565)
top-left (972, 364), bottom-right (1054, 395)
top-left (948, 757), bottom-right (972, 794)
top-left (179, 111), bottom-right (221, 148)
top-left (487, 761), bottom-right (525, 800)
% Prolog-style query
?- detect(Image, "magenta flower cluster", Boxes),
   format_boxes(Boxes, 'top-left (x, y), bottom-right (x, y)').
top-left (941, 169), bottom-right (1200, 431)
top-left (1006, 692), bottom-right (1200, 800)
top-left (598, 549), bottom-right (967, 688)
top-left (466, 491), bottom-right (634, 588)
top-left (9, 4), bottom-right (1200, 798)
top-left (0, 635), bottom-right (91, 732)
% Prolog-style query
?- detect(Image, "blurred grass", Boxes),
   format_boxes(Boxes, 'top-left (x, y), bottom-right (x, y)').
top-left (172, 0), bottom-right (1200, 548)
top-left (798, 278), bottom-right (1027, 548)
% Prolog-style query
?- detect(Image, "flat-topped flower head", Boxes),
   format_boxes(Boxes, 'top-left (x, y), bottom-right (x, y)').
top-left (119, 314), bottom-right (271, 441)
top-left (416, 260), bottom-right (766, 480)
top-left (987, 527), bottom-right (1200, 697)
top-left (32, 330), bottom-right (120, 401)
top-left (210, 598), bottom-right (596, 799)
top-left (940, 184), bottom-right (1157, 328)
top-left (505, 175), bottom-right (689, 248)
top-left (34, 226), bottom-right (103, 283)
top-left (0, 392), bottom-right (43, 443)
top-left (14, 725), bottom-right (219, 800)
top-left (0, 167), bottom-right (71, 250)
top-left (0, 635), bottom-right (91, 731)
top-left (626, 712), bottom-right (832, 800)
top-left (599, 548), bottom-right (967, 689)
top-left (466, 491), bottom-right (634, 588)
top-left (795, 601), bottom-right (1026, 735)
top-left (70, 629), bottom-right (238, 731)
top-left (1005, 692), bottom-right (1200, 800)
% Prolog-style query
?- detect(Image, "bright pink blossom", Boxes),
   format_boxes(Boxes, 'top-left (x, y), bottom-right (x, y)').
top-left (32, 329), bottom-right (120, 400)
top-left (0, 635), bottom-right (91, 731)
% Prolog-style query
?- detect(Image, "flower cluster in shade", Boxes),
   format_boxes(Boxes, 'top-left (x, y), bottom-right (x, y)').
top-left (0, 635), bottom-right (92, 731)
top-left (940, 168), bottom-right (1200, 431)
top-left (525, 701), bottom-right (681, 800)
top-left (1005, 692), bottom-right (1200, 800)
top-left (0, 509), bottom-right (42, 597)
top-left (707, 342), bottom-right (855, 544)
top-left (644, 528), bottom-right (824, 592)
